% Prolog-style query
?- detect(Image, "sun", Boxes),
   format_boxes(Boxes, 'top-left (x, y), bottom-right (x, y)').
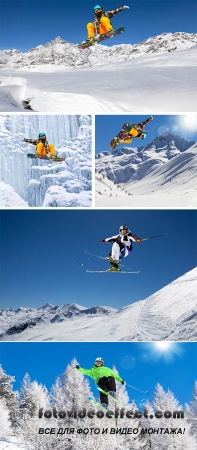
top-left (150, 342), bottom-right (182, 362)
top-left (181, 115), bottom-right (197, 131)
top-left (155, 342), bottom-right (172, 351)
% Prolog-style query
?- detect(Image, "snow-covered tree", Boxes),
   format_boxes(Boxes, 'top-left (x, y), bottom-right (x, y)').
top-left (0, 364), bottom-right (19, 428)
top-left (140, 383), bottom-right (197, 450)
top-left (19, 373), bottom-right (50, 419)
top-left (0, 397), bottom-right (13, 438)
top-left (185, 381), bottom-right (197, 440)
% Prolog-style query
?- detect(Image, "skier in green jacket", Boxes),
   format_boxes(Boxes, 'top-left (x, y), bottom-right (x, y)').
top-left (76, 357), bottom-right (125, 408)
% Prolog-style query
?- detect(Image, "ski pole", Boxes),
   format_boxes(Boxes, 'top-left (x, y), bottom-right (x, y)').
top-left (126, 384), bottom-right (149, 395)
top-left (140, 233), bottom-right (169, 242)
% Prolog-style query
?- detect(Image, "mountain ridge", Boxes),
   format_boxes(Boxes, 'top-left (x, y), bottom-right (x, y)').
top-left (0, 32), bottom-right (197, 68)
top-left (0, 268), bottom-right (196, 342)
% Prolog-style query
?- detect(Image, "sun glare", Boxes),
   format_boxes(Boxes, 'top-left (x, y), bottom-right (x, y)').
top-left (150, 342), bottom-right (182, 362)
top-left (181, 115), bottom-right (197, 131)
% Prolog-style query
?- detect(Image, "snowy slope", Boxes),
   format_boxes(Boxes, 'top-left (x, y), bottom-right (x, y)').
top-left (0, 438), bottom-right (26, 450)
top-left (0, 182), bottom-right (29, 207)
top-left (0, 33), bottom-right (197, 112)
top-left (0, 115), bottom-right (92, 207)
top-left (95, 133), bottom-right (197, 207)
top-left (0, 268), bottom-right (196, 342)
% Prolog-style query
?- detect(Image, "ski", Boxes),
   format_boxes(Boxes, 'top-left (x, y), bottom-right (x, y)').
top-left (85, 250), bottom-right (139, 272)
top-left (97, 388), bottom-right (124, 406)
top-left (88, 397), bottom-right (115, 416)
top-left (86, 270), bottom-right (139, 273)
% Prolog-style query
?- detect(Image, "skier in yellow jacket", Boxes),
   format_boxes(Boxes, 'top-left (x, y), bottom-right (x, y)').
top-left (85, 4), bottom-right (129, 43)
top-left (23, 133), bottom-right (56, 157)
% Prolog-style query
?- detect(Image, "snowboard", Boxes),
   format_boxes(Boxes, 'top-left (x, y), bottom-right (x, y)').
top-left (27, 153), bottom-right (65, 162)
top-left (78, 27), bottom-right (125, 49)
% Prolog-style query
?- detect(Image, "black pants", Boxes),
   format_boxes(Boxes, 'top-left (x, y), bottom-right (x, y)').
top-left (98, 376), bottom-right (116, 404)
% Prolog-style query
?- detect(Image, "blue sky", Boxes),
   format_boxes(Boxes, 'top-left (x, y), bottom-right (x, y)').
top-left (0, 342), bottom-right (197, 406)
top-left (0, 210), bottom-right (196, 310)
top-left (0, 0), bottom-right (197, 51)
top-left (95, 115), bottom-right (197, 153)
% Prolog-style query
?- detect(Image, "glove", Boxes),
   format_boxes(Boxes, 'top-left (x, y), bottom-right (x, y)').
top-left (123, 5), bottom-right (129, 9)
top-left (136, 238), bottom-right (141, 243)
top-left (100, 239), bottom-right (105, 242)
top-left (76, 365), bottom-right (80, 369)
top-left (94, 34), bottom-right (100, 40)
top-left (121, 380), bottom-right (126, 385)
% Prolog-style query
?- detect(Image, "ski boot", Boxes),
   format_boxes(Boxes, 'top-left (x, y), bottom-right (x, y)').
top-left (109, 391), bottom-right (116, 398)
top-left (81, 37), bottom-right (96, 45)
top-left (101, 403), bottom-right (108, 410)
top-left (106, 256), bottom-right (120, 265)
top-left (107, 29), bottom-right (116, 36)
top-left (107, 266), bottom-right (121, 272)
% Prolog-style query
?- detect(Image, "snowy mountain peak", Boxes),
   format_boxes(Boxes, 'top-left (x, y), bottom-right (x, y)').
top-left (140, 132), bottom-right (196, 153)
top-left (0, 268), bottom-right (196, 341)
top-left (1, 32), bottom-right (197, 68)
top-left (95, 131), bottom-right (197, 206)
top-left (38, 303), bottom-right (54, 310)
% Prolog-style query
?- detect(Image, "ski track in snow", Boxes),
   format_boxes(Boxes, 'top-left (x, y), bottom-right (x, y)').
top-left (0, 268), bottom-right (196, 342)
top-left (95, 137), bottom-right (197, 207)
top-left (0, 44), bottom-right (197, 112)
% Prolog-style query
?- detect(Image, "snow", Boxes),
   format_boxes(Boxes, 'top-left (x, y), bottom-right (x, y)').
top-left (95, 133), bottom-right (197, 207)
top-left (0, 182), bottom-right (29, 207)
top-left (0, 115), bottom-right (92, 207)
top-left (0, 438), bottom-right (26, 450)
top-left (0, 32), bottom-right (197, 112)
top-left (0, 268), bottom-right (196, 342)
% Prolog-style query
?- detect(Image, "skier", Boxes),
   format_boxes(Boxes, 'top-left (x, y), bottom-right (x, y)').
top-left (110, 116), bottom-right (153, 150)
top-left (23, 133), bottom-right (56, 157)
top-left (101, 225), bottom-right (141, 270)
top-left (76, 357), bottom-right (125, 409)
top-left (83, 4), bottom-right (129, 44)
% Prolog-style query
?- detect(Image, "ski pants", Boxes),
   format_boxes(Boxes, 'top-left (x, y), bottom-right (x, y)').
top-left (111, 242), bottom-right (132, 261)
top-left (36, 143), bottom-right (56, 156)
top-left (87, 17), bottom-right (113, 38)
top-left (98, 376), bottom-right (116, 404)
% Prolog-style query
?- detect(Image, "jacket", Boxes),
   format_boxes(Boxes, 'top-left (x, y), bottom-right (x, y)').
top-left (78, 365), bottom-right (123, 385)
top-left (94, 6), bottom-right (125, 34)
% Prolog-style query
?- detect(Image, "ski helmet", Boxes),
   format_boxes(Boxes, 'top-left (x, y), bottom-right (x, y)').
top-left (94, 4), bottom-right (103, 11)
top-left (95, 357), bottom-right (104, 366)
top-left (141, 131), bottom-right (147, 139)
top-left (119, 225), bottom-right (129, 235)
top-left (39, 133), bottom-right (46, 138)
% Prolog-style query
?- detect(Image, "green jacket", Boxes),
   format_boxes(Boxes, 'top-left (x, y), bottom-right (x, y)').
top-left (78, 365), bottom-right (123, 385)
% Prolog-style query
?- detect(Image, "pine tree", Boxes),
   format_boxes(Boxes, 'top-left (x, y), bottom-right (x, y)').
top-left (0, 364), bottom-right (19, 428)
top-left (185, 381), bottom-right (197, 440)
top-left (0, 397), bottom-right (13, 438)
